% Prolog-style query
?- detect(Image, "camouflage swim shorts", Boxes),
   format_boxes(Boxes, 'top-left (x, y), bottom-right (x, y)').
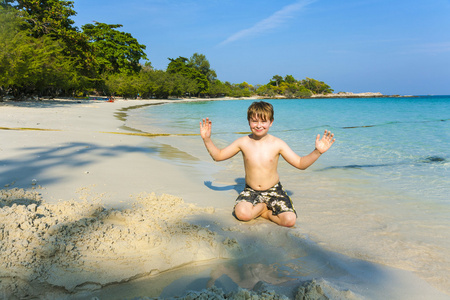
top-left (234, 182), bottom-right (297, 216)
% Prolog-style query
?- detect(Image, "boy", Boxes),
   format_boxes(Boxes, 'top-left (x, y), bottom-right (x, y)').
top-left (200, 101), bottom-right (335, 227)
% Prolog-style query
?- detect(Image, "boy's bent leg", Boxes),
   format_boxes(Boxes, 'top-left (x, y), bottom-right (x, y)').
top-left (234, 201), bottom-right (268, 222)
top-left (261, 211), bottom-right (296, 227)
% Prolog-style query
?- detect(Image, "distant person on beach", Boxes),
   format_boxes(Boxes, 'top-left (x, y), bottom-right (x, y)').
top-left (200, 101), bottom-right (335, 227)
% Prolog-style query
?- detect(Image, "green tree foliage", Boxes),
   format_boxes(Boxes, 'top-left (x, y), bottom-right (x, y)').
top-left (301, 77), bottom-right (333, 94)
top-left (1, 1), bottom-right (97, 97)
top-left (209, 80), bottom-right (228, 97)
top-left (103, 63), bottom-right (200, 99)
top-left (188, 53), bottom-right (217, 82)
top-left (284, 74), bottom-right (296, 84)
top-left (0, 6), bottom-right (80, 99)
top-left (1, 1), bottom-right (334, 100)
top-left (1, 0), bottom-right (149, 98)
top-left (269, 75), bottom-right (284, 87)
top-left (295, 86), bottom-right (313, 98)
top-left (257, 74), bottom-right (332, 98)
top-left (82, 22), bottom-right (147, 75)
top-left (4, 0), bottom-right (95, 77)
top-left (4, 0), bottom-right (77, 38)
top-left (167, 56), bottom-right (209, 95)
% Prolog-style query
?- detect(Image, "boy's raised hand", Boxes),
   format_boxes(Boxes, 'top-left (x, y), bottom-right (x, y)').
top-left (200, 117), bottom-right (212, 139)
top-left (315, 130), bottom-right (335, 154)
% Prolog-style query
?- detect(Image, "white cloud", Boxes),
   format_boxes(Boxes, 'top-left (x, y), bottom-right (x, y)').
top-left (218, 0), bottom-right (316, 46)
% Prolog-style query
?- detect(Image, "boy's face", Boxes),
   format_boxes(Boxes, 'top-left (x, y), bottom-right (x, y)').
top-left (248, 114), bottom-right (273, 138)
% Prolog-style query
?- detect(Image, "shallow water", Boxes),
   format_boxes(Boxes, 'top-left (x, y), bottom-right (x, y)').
top-left (128, 96), bottom-right (450, 296)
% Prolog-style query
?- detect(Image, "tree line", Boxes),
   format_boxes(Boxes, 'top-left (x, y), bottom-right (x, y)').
top-left (0, 0), bottom-right (333, 100)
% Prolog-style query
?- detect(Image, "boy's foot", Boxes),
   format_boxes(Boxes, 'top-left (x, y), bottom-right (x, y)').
top-left (259, 207), bottom-right (271, 220)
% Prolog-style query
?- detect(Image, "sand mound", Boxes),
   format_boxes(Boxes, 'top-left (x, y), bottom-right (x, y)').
top-left (0, 188), bottom-right (239, 298)
top-left (139, 279), bottom-right (359, 299)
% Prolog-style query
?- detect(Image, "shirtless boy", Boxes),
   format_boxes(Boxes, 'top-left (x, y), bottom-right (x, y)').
top-left (200, 101), bottom-right (335, 227)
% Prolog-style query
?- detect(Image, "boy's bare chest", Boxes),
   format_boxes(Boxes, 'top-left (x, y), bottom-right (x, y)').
top-left (241, 142), bottom-right (279, 166)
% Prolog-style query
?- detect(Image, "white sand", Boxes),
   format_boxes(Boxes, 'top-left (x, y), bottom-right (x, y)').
top-left (0, 99), bottom-right (223, 207)
top-left (0, 187), bottom-right (238, 297)
top-left (0, 99), bottom-right (236, 298)
top-left (1, 99), bottom-right (448, 299)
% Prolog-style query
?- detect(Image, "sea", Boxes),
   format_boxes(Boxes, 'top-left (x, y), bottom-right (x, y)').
top-left (123, 96), bottom-right (450, 298)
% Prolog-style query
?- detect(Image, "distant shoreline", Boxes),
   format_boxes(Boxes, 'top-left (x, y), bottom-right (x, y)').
top-left (0, 92), bottom-right (417, 103)
top-left (258, 92), bottom-right (415, 99)
top-left (310, 92), bottom-right (416, 98)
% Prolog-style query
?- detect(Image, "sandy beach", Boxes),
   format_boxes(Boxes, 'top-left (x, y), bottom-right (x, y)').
top-left (1, 99), bottom-right (448, 299)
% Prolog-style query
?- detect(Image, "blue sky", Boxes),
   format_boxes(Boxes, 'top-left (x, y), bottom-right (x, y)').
top-left (72, 0), bottom-right (450, 95)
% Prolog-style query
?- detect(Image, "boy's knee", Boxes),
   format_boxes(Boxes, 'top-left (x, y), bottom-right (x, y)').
top-left (235, 210), bottom-right (253, 222)
top-left (280, 213), bottom-right (296, 227)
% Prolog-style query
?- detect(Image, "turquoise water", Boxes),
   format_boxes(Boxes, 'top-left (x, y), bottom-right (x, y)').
top-left (129, 96), bottom-right (450, 295)
top-left (136, 96), bottom-right (449, 203)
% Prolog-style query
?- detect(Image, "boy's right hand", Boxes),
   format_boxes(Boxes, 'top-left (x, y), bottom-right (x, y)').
top-left (200, 118), bottom-right (212, 140)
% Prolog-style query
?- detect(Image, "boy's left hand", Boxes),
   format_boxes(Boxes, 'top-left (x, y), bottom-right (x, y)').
top-left (315, 130), bottom-right (335, 154)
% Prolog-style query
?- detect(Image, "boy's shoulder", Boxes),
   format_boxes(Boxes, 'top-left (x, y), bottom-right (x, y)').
top-left (268, 134), bottom-right (289, 145)
top-left (235, 134), bottom-right (252, 144)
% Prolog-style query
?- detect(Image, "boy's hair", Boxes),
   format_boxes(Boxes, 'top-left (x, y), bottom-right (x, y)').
top-left (247, 101), bottom-right (274, 121)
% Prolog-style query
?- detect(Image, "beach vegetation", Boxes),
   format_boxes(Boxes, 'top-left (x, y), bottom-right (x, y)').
top-left (102, 63), bottom-right (201, 99)
top-left (208, 80), bottom-right (228, 98)
top-left (188, 52), bottom-right (217, 82)
top-left (5, 0), bottom-right (77, 39)
top-left (301, 77), bottom-right (334, 94)
top-left (270, 75), bottom-right (284, 87)
top-left (5, 0), bottom-right (97, 82)
top-left (81, 22), bottom-right (147, 75)
top-left (0, 1), bottom-right (334, 100)
top-left (0, 6), bottom-right (82, 99)
top-left (256, 74), bottom-right (331, 98)
top-left (167, 56), bottom-right (210, 96)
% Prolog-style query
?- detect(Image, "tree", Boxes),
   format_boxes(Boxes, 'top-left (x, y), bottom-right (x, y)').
top-left (82, 22), bottom-right (147, 75)
top-left (301, 77), bottom-right (333, 94)
top-left (269, 75), bottom-right (284, 87)
top-left (167, 56), bottom-right (209, 96)
top-left (238, 81), bottom-right (253, 90)
top-left (295, 86), bottom-right (313, 98)
top-left (4, 0), bottom-right (77, 38)
top-left (0, 6), bottom-right (79, 99)
top-left (3, 0), bottom-right (96, 82)
top-left (188, 53), bottom-right (217, 82)
top-left (166, 56), bottom-right (189, 74)
top-left (284, 74), bottom-right (296, 84)
top-left (209, 80), bottom-right (229, 97)
top-left (256, 85), bottom-right (270, 96)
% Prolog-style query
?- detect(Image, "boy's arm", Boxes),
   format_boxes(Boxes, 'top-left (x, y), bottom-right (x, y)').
top-left (281, 130), bottom-right (335, 170)
top-left (200, 118), bottom-right (241, 161)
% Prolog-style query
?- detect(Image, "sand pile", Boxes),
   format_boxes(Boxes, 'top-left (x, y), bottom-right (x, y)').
top-left (140, 279), bottom-right (358, 300)
top-left (0, 188), bottom-right (239, 298)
